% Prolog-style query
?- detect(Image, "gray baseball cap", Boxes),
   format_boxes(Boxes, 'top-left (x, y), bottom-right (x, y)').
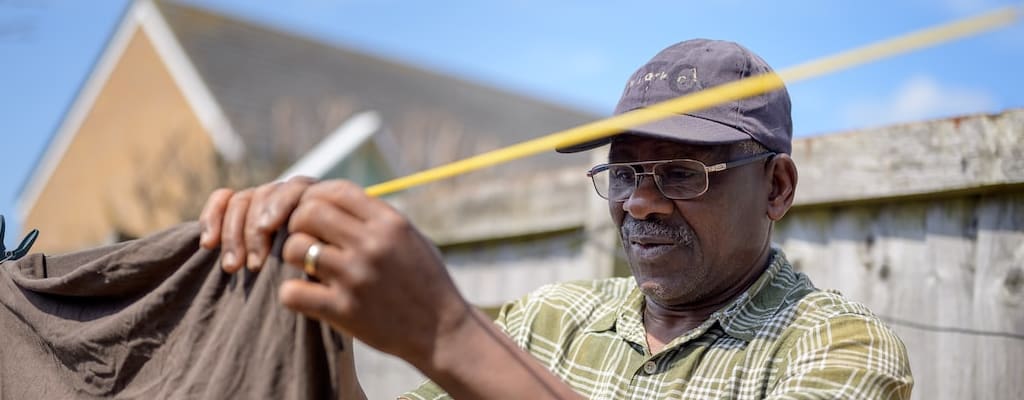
top-left (557, 39), bottom-right (792, 154)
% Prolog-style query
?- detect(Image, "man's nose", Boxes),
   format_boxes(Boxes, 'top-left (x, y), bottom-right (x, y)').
top-left (622, 175), bottom-right (674, 220)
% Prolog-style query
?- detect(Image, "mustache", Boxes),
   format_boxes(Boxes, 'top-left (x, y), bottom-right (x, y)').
top-left (620, 217), bottom-right (694, 246)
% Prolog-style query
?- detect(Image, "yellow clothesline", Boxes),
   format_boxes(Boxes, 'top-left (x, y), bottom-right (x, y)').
top-left (365, 6), bottom-right (1019, 198)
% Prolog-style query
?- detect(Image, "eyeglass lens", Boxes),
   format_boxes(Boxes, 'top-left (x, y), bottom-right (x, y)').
top-left (594, 160), bottom-right (708, 200)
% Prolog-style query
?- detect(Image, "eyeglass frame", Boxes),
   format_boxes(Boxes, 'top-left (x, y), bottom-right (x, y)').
top-left (587, 152), bottom-right (777, 201)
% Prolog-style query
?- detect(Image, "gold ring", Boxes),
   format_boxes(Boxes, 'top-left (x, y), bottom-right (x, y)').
top-left (304, 243), bottom-right (322, 276)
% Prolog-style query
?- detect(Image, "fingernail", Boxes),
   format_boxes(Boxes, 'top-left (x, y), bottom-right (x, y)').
top-left (199, 223), bottom-right (209, 243)
top-left (247, 253), bottom-right (261, 271)
top-left (223, 251), bottom-right (237, 267)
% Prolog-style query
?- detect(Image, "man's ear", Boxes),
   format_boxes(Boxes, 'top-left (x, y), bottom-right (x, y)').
top-left (766, 154), bottom-right (797, 221)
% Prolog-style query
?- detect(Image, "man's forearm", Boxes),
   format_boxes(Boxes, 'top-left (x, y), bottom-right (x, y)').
top-left (410, 307), bottom-right (583, 400)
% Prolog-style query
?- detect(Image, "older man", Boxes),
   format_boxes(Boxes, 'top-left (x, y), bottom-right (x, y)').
top-left (200, 39), bottom-right (913, 399)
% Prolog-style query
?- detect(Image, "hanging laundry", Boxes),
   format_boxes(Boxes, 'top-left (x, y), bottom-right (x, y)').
top-left (0, 222), bottom-right (349, 399)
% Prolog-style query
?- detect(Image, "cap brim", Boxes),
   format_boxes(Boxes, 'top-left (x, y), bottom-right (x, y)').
top-left (555, 113), bottom-right (751, 153)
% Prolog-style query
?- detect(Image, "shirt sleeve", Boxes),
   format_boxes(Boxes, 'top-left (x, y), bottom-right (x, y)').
top-left (768, 313), bottom-right (914, 399)
top-left (399, 380), bottom-right (450, 400)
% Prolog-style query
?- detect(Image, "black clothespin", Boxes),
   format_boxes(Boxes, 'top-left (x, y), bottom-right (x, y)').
top-left (1, 215), bottom-right (39, 263)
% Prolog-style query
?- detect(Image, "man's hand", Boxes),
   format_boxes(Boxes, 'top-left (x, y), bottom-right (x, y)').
top-left (199, 177), bottom-right (468, 361)
top-left (276, 180), bottom-right (582, 399)
top-left (198, 176), bottom-right (316, 273)
top-left (276, 180), bottom-right (469, 364)
top-left (200, 178), bottom-right (580, 399)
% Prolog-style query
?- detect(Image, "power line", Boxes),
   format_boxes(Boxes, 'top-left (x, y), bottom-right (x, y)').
top-left (879, 315), bottom-right (1024, 342)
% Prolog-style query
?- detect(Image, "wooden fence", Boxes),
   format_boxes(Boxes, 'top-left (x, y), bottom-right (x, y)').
top-left (777, 109), bottom-right (1024, 400)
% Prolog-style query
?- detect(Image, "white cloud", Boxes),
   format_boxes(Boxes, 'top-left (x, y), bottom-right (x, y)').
top-left (841, 75), bottom-right (996, 129)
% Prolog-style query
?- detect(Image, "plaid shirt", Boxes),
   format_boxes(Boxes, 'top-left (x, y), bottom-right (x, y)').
top-left (403, 249), bottom-right (913, 399)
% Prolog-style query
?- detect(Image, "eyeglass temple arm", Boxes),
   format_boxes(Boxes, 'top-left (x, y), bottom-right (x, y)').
top-left (706, 152), bottom-right (776, 172)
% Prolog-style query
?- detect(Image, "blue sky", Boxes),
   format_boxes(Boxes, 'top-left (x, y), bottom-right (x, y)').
top-left (0, 0), bottom-right (1021, 239)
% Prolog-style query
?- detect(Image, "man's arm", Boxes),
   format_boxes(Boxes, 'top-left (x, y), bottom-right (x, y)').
top-left (398, 306), bottom-right (580, 399)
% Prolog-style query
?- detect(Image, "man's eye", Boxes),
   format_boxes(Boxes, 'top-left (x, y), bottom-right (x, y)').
top-left (610, 167), bottom-right (634, 181)
top-left (660, 165), bottom-right (698, 181)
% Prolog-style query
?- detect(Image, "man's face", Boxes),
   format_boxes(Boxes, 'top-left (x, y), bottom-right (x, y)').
top-left (608, 135), bottom-right (772, 307)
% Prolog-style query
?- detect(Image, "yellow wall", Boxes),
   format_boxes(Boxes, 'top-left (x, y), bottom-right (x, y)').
top-left (24, 28), bottom-right (221, 254)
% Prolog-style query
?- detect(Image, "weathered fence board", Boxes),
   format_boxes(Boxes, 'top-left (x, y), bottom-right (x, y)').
top-left (777, 192), bottom-right (1024, 400)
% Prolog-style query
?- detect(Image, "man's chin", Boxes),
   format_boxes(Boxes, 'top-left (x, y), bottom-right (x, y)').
top-left (637, 281), bottom-right (671, 300)
top-left (637, 280), bottom-right (686, 303)
top-left (633, 270), bottom-right (710, 305)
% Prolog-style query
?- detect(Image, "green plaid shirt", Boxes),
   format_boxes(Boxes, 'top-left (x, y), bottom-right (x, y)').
top-left (404, 249), bottom-right (913, 399)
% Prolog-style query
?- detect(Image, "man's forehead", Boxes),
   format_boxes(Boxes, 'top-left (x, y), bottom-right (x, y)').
top-left (608, 134), bottom-right (729, 160)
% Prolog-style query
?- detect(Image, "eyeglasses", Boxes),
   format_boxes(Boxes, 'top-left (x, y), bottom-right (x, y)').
top-left (587, 152), bottom-right (775, 201)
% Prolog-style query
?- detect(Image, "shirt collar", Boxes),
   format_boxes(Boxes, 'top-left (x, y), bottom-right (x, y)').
top-left (584, 248), bottom-right (815, 345)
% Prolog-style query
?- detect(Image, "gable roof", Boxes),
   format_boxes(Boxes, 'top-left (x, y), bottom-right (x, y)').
top-left (154, 0), bottom-right (598, 183)
top-left (19, 0), bottom-right (600, 219)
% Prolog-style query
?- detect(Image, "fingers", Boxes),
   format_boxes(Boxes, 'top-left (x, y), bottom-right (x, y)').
top-left (243, 183), bottom-right (279, 271)
top-left (300, 180), bottom-right (386, 222)
top-left (220, 189), bottom-right (253, 273)
top-left (244, 177), bottom-right (315, 271)
top-left (282, 232), bottom-right (369, 286)
top-left (199, 188), bottom-right (235, 249)
top-left (279, 279), bottom-right (351, 325)
top-left (260, 176), bottom-right (317, 230)
top-left (287, 198), bottom-right (364, 246)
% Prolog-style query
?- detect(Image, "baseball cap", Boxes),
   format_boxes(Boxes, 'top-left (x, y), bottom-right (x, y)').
top-left (557, 39), bottom-right (792, 154)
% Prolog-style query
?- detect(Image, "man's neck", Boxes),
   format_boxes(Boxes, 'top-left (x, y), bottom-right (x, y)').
top-left (642, 249), bottom-right (772, 354)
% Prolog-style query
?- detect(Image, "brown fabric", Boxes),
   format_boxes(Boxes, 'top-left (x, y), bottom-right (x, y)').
top-left (0, 222), bottom-right (345, 399)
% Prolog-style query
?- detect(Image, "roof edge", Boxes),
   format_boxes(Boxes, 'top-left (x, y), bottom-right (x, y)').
top-left (138, 0), bottom-right (246, 161)
top-left (277, 111), bottom-right (383, 181)
top-left (16, 0), bottom-right (143, 221)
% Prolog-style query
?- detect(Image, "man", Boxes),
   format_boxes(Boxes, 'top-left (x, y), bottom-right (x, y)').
top-left (200, 39), bottom-right (913, 399)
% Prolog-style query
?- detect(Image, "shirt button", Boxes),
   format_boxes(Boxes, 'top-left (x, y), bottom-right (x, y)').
top-left (643, 360), bottom-right (657, 374)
